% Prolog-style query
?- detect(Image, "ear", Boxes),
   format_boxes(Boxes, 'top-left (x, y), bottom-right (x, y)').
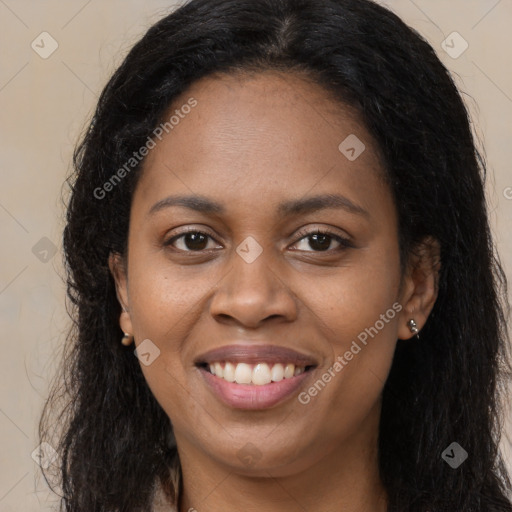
top-left (108, 252), bottom-right (133, 335)
top-left (397, 236), bottom-right (441, 340)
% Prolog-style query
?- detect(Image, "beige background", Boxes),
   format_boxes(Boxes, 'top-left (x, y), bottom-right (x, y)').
top-left (0, 0), bottom-right (511, 509)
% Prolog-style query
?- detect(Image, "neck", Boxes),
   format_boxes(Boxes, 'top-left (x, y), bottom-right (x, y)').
top-left (174, 402), bottom-right (388, 512)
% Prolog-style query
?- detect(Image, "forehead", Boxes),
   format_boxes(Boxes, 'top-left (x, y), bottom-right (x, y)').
top-left (133, 70), bottom-right (390, 220)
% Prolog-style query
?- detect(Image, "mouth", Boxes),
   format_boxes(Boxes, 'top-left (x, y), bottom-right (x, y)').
top-left (194, 344), bottom-right (318, 409)
top-left (197, 361), bottom-right (315, 386)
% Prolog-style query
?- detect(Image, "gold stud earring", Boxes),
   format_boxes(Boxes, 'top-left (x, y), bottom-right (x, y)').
top-left (121, 332), bottom-right (134, 346)
top-left (407, 319), bottom-right (420, 340)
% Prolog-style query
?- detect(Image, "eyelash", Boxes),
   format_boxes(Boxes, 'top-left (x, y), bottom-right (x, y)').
top-left (163, 227), bottom-right (354, 254)
top-left (294, 227), bottom-right (353, 252)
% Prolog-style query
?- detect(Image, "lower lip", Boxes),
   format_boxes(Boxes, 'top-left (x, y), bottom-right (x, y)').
top-left (199, 367), bottom-right (312, 410)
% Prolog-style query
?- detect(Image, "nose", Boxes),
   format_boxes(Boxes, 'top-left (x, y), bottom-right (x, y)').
top-left (209, 245), bottom-right (298, 329)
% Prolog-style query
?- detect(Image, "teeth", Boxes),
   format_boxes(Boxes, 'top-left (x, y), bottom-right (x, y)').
top-left (252, 363), bottom-right (272, 385)
top-left (284, 363), bottom-right (295, 379)
top-left (223, 362), bottom-right (236, 382)
top-left (294, 366), bottom-right (305, 376)
top-left (214, 362), bottom-right (223, 378)
top-left (234, 363), bottom-right (252, 384)
top-left (271, 363), bottom-right (284, 382)
top-left (206, 361), bottom-right (307, 385)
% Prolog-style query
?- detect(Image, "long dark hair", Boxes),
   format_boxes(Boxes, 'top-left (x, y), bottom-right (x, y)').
top-left (39, 0), bottom-right (512, 510)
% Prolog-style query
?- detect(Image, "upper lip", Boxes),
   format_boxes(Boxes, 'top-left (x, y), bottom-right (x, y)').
top-left (195, 343), bottom-right (319, 367)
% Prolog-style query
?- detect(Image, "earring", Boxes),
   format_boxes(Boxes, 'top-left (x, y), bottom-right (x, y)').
top-left (407, 319), bottom-right (420, 340)
top-left (121, 332), bottom-right (134, 346)
top-left (119, 306), bottom-right (132, 345)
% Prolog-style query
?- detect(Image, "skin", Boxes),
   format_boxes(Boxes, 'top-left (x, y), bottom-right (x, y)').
top-left (109, 70), bottom-right (440, 512)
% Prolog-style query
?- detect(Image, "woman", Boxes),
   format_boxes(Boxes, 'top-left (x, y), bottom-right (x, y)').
top-left (39, 0), bottom-right (512, 510)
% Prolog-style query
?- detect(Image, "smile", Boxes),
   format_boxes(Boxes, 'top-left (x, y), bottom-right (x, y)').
top-left (205, 361), bottom-right (309, 385)
top-left (194, 343), bottom-right (319, 409)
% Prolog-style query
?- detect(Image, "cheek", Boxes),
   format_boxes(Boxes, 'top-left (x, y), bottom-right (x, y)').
top-left (127, 249), bottom-right (213, 338)
top-left (125, 251), bottom-right (208, 395)
top-left (308, 242), bottom-right (401, 344)
top-left (301, 241), bottom-right (401, 409)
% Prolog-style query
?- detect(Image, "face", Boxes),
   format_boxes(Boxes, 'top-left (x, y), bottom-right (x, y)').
top-left (110, 70), bottom-right (427, 477)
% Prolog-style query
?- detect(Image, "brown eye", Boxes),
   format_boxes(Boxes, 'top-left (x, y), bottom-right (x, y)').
top-left (292, 228), bottom-right (354, 253)
top-left (165, 231), bottom-right (220, 252)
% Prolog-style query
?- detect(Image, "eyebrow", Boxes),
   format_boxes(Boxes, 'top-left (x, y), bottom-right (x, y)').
top-left (147, 193), bottom-right (369, 218)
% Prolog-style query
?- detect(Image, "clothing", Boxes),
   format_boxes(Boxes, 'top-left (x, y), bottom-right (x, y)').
top-left (151, 455), bottom-right (181, 511)
top-left (152, 481), bottom-right (177, 512)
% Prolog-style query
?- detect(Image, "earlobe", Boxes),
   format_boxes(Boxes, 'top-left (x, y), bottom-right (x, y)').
top-left (397, 236), bottom-right (441, 340)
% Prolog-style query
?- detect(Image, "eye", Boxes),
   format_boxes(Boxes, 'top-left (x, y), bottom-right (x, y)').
top-left (163, 227), bottom-right (354, 254)
top-left (291, 227), bottom-right (353, 253)
top-left (164, 229), bottom-right (221, 252)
